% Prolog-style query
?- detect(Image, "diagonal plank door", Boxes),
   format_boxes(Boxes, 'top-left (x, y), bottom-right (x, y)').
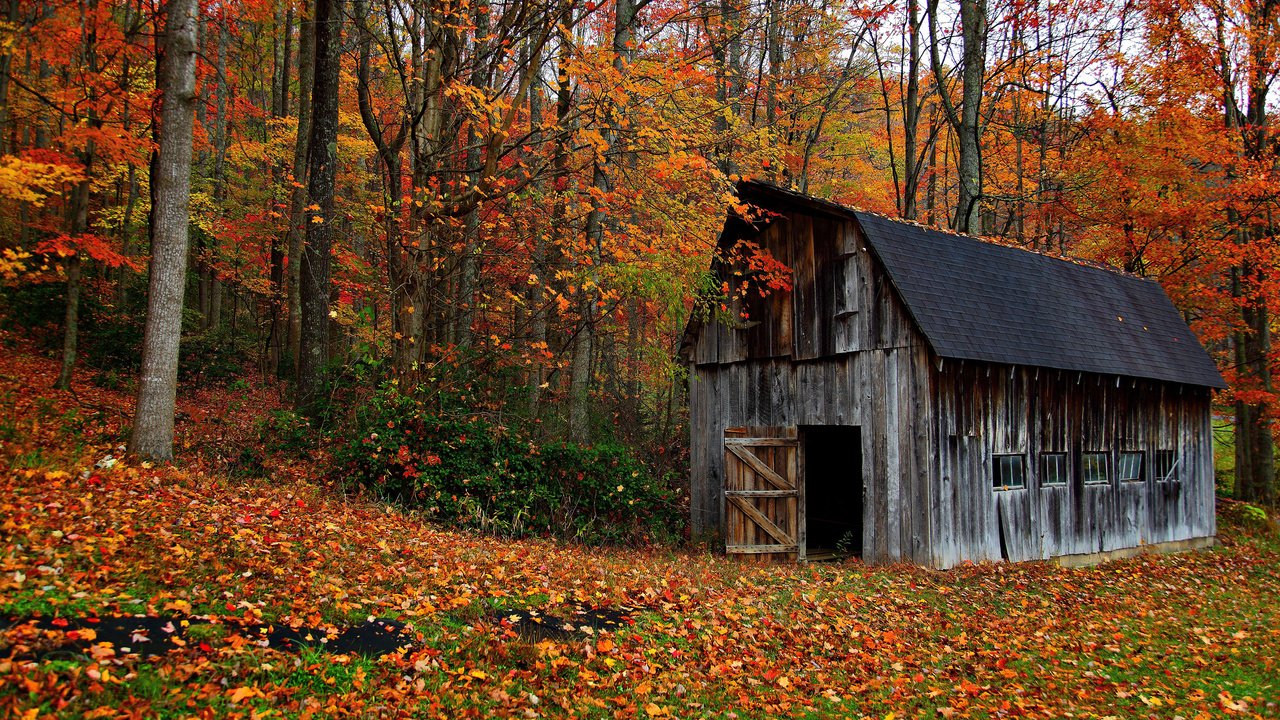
top-left (724, 430), bottom-right (801, 560)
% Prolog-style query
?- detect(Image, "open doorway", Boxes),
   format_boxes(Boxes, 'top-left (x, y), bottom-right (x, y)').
top-left (802, 426), bottom-right (863, 559)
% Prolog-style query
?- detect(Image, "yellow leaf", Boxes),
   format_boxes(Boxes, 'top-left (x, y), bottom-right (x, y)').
top-left (228, 686), bottom-right (259, 703)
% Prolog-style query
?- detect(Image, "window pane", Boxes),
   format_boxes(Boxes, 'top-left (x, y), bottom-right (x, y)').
top-left (1153, 450), bottom-right (1177, 481)
top-left (993, 454), bottom-right (1026, 490)
top-left (1041, 453), bottom-right (1068, 486)
top-left (1119, 452), bottom-right (1144, 482)
top-left (1083, 452), bottom-right (1109, 485)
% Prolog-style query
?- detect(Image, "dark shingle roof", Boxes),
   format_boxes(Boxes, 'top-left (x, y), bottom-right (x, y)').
top-left (735, 181), bottom-right (1226, 389)
top-left (853, 212), bottom-right (1225, 388)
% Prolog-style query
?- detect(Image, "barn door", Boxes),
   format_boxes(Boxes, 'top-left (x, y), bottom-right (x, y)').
top-left (724, 428), bottom-right (802, 560)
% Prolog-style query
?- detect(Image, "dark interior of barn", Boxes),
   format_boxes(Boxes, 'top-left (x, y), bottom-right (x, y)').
top-left (802, 426), bottom-right (863, 558)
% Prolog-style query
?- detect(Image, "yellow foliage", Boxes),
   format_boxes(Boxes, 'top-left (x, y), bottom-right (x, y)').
top-left (0, 248), bottom-right (32, 282)
top-left (0, 156), bottom-right (86, 206)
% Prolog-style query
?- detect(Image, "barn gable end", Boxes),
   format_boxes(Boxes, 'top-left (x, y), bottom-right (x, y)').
top-left (686, 181), bottom-right (1221, 568)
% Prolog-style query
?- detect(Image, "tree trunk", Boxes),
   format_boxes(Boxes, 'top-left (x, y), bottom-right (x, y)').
top-left (208, 17), bottom-right (229, 332)
top-left (928, 0), bottom-right (985, 232)
top-left (0, 0), bottom-right (17, 154)
top-left (268, 10), bottom-right (289, 374)
top-left (128, 0), bottom-right (198, 460)
top-left (354, 0), bottom-right (411, 375)
top-left (902, 0), bottom-right (922, 220)
top-left (955, 0), bottom-right (985, 232)
top-left (55, 141), bottom-right (93, 391)
top-left (765, 0), bottom-right (782, 131)
top-left (712, 0), bottom-right (743, 177)
top-left (1219, 1), bottom-right (1277, 504)
top-left (286, 0), bottom-right (316, 380)
top-left (296, 0), bottom-right (342, 411)
top-left (55, 0), bottom-right (100, 391)
top-left (457, 1), bottom-right (491, 350)
top-left (535, 26), bottom-right (574, 414)
top-left (54, 253), bottom-right (81, 390)
top-left (568, 0), bottom-right (639, 442)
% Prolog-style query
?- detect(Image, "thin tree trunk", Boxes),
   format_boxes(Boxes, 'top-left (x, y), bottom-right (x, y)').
top-left (275, 5), bottom-right (292, 118)
top-left (208, 16), bottom-right (229, 332)
top-left (354, 0), bottom-right (410, 375)
top-left (902, 0), bottom-right (921, 220)
top-left (286, 0), bottom-right (316, 380)
top-left (129, 0), bottom-right (198, 460)
top-left (568, 0), bottom-right (640, 442)
top-left (765, 0), bottom-right (783, 130)
top-left (297, 0), bottom-right (342, 411)
top-left (0, 0), bottom-right (18, 154)
top-left (55, 253), bottom-right (81, 390)
top-left (209, 276), bottom-right (222, 327)
top-left (268, 9), bottom-right (289, 374)
top-left (712, 0), bottom-right (743, 177)
top-left (956, 0), bottom-right (985, 232)
top-left (928, 0), bottom-right (985, 232)
top-left (55, 0), bottom-right (100, 391)
top-left (457, 1), bottom-right (491, 350)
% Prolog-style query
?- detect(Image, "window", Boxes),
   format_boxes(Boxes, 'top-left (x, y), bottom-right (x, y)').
top-left (1152, 450), bottom-right (1177, 482)
top-left (1082, 452), bottom-right (1110, 485)
top-left (1040, 453), bottom-right (1069, 487)
top-left (1118, 452), bottom-right (1144, 483)
top-left (993, 454), bottom-right (1027, 490)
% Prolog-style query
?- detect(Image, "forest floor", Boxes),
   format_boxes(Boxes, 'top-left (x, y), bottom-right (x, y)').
top-left (1, 336), bottom-right (1278, 719)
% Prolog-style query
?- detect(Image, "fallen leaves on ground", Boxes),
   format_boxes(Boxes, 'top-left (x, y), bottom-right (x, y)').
top-left (1, 341), bottom-right (1277, 718)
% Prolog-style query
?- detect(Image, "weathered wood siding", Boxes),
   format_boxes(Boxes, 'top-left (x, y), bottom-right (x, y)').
top-left (688, 213), bottom-right (936, 564)
top-left (929, 363), bottom-right (1216, 568)
top-left (689, 351), bottom-right (935, 564)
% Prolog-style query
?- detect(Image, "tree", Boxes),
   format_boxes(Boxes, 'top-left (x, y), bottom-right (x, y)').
top-left (128, 0), bottom-right (199, 460)
top-left (1210, 0), bottom-right (1278, 504)
top-left (296, 0), bottom-right (342, 411)
top-left (929, 0), bottom-right (988, 232)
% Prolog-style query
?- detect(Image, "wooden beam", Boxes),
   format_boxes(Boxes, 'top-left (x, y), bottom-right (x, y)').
top-left (728, 495), bottom-right (795, 545)
top-left (726, 544), bottom-right (799, 554)
top-left (727, 445), bottom-right (794, 490)
top-left (726, 489), bottom-right (797, 498)
top-left (724, 438), bottom-right (798, 447)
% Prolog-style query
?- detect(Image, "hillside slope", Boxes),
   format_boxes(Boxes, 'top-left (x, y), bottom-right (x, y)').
top-left (1, 341), bottom-right (1277, 719)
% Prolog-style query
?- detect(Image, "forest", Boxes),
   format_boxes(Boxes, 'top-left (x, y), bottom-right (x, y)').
top-left (0, 0), bottom-right (1277, 499)
top-left (1, 0), bottom-right (1279, 714)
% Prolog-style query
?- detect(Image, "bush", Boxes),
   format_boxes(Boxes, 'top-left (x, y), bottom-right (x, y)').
top-left (261, 409), bottom-right (315, 456)
top-left (334, 386), bottom-right (684, 545)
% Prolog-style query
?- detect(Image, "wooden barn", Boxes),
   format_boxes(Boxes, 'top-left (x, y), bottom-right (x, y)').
top-left (681, 181), bottom-right (1225, 568)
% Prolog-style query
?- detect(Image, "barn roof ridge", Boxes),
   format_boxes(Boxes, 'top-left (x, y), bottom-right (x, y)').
top-left (736, 179), bottom-right (1148, 282)
top-left (735, 180), bottom-right (1227, 389)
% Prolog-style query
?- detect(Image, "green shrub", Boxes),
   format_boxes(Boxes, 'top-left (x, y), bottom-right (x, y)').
top-left (1225, 501), bottom-right (1270, 531)
top-left (334, 386), bottom-right (683, 545)
top-left (261, 409), bottom-right (315, 456)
